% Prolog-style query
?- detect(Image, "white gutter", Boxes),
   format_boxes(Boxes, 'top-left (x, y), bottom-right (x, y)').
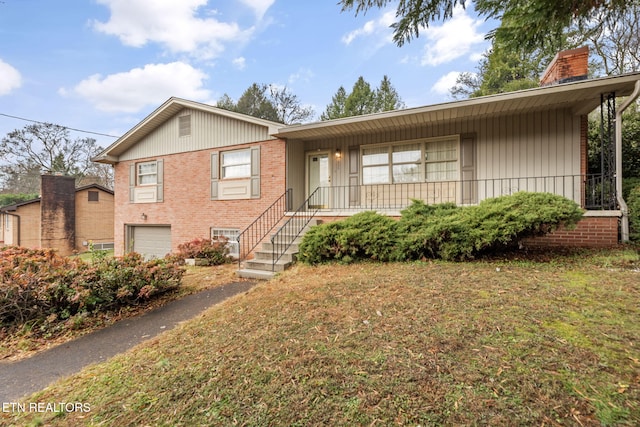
top-left (616, 79), bottom-right (640, 242)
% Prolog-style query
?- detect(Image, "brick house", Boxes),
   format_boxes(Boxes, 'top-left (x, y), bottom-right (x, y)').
top-left (0, 175), bottom-right (115, 256)
top-left (95, 47), bottom-right (640, 275)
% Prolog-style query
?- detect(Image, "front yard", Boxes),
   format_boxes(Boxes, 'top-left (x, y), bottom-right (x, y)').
top-left (4, 248), bottom-right (640, 426)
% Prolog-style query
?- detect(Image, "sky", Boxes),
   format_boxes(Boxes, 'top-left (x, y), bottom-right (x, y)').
top-left (0, 0), bottom-right (498, 150)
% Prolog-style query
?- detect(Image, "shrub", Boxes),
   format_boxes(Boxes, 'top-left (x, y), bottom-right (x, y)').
top-left (298, 211), bottom-right (399, 264)
top-left (300, 192), bottom-right (585, 264)
top-left (175, 237), bottom-right (230, 265)
top-left (0, 246), bottom-right (185, 332)
top-left (627, 184), bottom-right (640, 242)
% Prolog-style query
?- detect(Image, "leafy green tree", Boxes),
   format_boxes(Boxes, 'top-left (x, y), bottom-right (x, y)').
top-left (340, 0), bottom-right (635, 53)
top-left (235, 83), bottom-right (280, 122)
top-left (450, 41), bottom-right (553, 99)
top-left (0, 193), bottom-right (39, 208)
top-left (376, 75), bottom-right (406, 111)
top-left (588, 106), bottom-right (640, 178)
top-left (321, 76), bottom-right (405, 120)
top-left (320, 86), bottom-right (348, 120)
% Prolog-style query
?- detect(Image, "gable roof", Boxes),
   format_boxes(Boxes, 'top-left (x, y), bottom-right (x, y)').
top-left (93, 97), bottom-right (284, 164)
top-left (275, 72), bottom-right (640, 141)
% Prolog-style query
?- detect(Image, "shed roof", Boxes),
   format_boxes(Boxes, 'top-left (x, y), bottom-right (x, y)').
top-left (274, 72), bottom-right (640, 141)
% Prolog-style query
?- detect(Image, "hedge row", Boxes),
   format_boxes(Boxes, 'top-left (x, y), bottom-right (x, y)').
top-left (0, 247), bottom-right (184, 330)
top-left (298, 192), bottom-right (585, 264)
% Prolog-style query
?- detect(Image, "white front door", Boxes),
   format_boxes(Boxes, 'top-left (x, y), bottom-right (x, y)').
top-left (307, 151), bottom-right (331, 208)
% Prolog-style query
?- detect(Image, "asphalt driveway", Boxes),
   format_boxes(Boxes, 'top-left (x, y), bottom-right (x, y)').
top-left (0, 280), bottom-right (256, 403)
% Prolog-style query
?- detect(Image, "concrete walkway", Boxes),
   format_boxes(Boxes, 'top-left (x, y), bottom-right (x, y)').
top-left (0, 281), bottom-right (256, 403)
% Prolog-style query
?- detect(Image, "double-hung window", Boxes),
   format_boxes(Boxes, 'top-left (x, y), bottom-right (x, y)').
top-left (221, 150), bottom-right (251, 179)
top-left (137, 161), bottom-right (157, 185)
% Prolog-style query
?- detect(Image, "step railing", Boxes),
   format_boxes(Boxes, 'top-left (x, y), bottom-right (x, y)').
top-left (270, 187), bottom-right (322, 270)
top-left (237, 188), bottom-right (292, 268)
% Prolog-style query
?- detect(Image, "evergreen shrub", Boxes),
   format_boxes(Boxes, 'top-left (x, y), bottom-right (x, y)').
top-left (299, 192), bottom-right (584, 264)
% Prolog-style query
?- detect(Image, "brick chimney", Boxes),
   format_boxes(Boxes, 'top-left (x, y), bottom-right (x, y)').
top-left (540, 46), bottom-right (589, 86)
top-left (40, 174), bottom-right (76, 255)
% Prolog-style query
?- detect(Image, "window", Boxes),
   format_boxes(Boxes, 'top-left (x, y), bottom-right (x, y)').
top-left (88, 191), bottom-right (99, 202)
top-left (221, 149), bottom-right (251, 179)
top-left (425, 139), bottom-right (457, 181)
top-left (211, 228), bottom-right (239, 258)
top-left (361, 137), bottom-right (458, 184)
top-left (137, 161), bottom-right (157, 185)
top-left (179, 115), bottom-right (191, 137)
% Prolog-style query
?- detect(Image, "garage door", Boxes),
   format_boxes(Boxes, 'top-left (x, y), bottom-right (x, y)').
top-left (131, 226), bottom-right (172, 260)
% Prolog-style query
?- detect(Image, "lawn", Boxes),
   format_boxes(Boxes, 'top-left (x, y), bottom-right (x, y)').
top-left (4, 249), bottom-right (640, 426)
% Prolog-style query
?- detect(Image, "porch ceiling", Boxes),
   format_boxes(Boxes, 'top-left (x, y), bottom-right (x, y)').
top-left (274, 72), bottom-right (640, 141)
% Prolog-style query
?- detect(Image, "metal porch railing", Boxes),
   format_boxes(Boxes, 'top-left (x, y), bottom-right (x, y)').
top-left (237, 189), bottom-right (292, 268)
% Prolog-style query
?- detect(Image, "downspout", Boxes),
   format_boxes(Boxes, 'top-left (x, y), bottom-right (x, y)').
top-left (616, 79), bottom-right (640, 242)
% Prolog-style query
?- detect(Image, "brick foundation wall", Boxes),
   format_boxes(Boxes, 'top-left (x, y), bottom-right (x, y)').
top-left (315, 213), bottom-right (620, 249)
top-left (521, 215), bottom-right (619, 248)
top-left (113, 138), bottom-right (286, 256)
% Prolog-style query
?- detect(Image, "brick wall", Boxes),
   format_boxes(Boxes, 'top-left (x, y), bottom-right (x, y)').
top-left (40, 175), bottom-right (76, 256)
top-left (113, 138), bottom-right (286, 255)
top-left (521, 215), bottom-right (619, 248)
top-left (12, 202), bottom-right (41, 248)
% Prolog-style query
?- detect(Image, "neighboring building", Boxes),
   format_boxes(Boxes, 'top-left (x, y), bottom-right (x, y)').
top-left (94, 47), bottom-right (640, 268)
top-left (0, 175), bottom-right (114, 256)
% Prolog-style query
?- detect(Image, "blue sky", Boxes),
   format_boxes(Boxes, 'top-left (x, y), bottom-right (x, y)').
top-left (0, 0), bottom-right (497, 149)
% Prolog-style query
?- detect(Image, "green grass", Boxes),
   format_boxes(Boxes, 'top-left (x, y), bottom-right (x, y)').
top-left (4, 249), bottom-right (640, 426)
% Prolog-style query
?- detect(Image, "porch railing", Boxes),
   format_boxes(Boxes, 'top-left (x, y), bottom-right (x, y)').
top-left (269, 187), bottom-right (322, 270)
top-left (303, 174), bottom-right (616, 212)
top-left (237, 188), bottom-right (292, 268)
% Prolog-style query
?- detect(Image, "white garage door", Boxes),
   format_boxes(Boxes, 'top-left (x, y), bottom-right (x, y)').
top-left (131, 226), bottom-right (172, 260)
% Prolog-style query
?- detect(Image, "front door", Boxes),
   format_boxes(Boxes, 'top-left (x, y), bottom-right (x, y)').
top-left (307, 151), bottom-right (331, 208)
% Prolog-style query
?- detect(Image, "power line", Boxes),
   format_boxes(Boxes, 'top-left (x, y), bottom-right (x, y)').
top-left (0, 113), bottom-right (121, 138)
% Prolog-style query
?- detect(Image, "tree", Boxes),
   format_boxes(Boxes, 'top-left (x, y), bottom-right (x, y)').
top-left (376, 75), bottom-right (406, 112)
top-left (269, 86), bottom-right (315, 124)
top-left (449, 40), bottom-right (553, 99)
top-left (0, 123), bottom-right (113, 193)
top-left (235, 83), bottom-right (280, 122)
top-left (340, 0), bottom-right (636, 53)
top-left (321, 76), bottom-right (405, 120)
top-left (217, 84), bottom-right (314, 124)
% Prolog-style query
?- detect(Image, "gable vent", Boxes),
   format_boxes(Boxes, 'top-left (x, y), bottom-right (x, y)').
top-left (179, 115), bottom-right (191, 137)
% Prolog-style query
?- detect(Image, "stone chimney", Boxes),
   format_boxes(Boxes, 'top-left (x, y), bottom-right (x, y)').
top-left (540, 46), bottom-right (589, 86)
top-left (40, 174), bottom-right (76, 255)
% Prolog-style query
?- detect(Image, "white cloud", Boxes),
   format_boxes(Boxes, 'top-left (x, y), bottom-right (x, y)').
top-left (431, 71), bottom-right (462, 95)
top-left (93, 0), bottom-right (249, 59)
top-left (0, 59), bottom-right (22, 95)
top-left (232, 57), bottom-right (246, 70)
top-left (239, 0), bottom-right (275, 19)
top-left (288, 68), bottom-right (314, 85)
top-left (420, 6), bottom-right (485, 66)
top-left (342, 10), bottom-right (395, 45)
top-left (69, 62), bottom-right (210, 113)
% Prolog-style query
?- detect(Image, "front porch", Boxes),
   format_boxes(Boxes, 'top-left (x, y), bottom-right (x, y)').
top-left (236, 174), bottom-right (620, 278)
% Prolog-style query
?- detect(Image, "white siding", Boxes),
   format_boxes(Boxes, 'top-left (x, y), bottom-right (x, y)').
top-left (286, 107), bottom-right (582, 207)
top-left (120, 108), bottom-right (276, 161)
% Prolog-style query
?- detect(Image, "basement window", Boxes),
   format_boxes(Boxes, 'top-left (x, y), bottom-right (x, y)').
top-left (211, 228), bottom-right (239, 259)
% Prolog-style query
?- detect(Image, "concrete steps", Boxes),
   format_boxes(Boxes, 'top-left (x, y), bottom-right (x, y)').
top-left (237, 219), bottom-right (319, 280)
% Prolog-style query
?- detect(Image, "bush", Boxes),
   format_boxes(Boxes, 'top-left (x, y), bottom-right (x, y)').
top-left (627, 184), bottom-right (640, 242)
top-left (175, 237), bottom-right (230, 265)
top-left (298, 211), bottom-right (399, 264)
top-left (299, 192), bottom-right (585, 264)
top-left (0, 246), bottom-right (184, 331)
